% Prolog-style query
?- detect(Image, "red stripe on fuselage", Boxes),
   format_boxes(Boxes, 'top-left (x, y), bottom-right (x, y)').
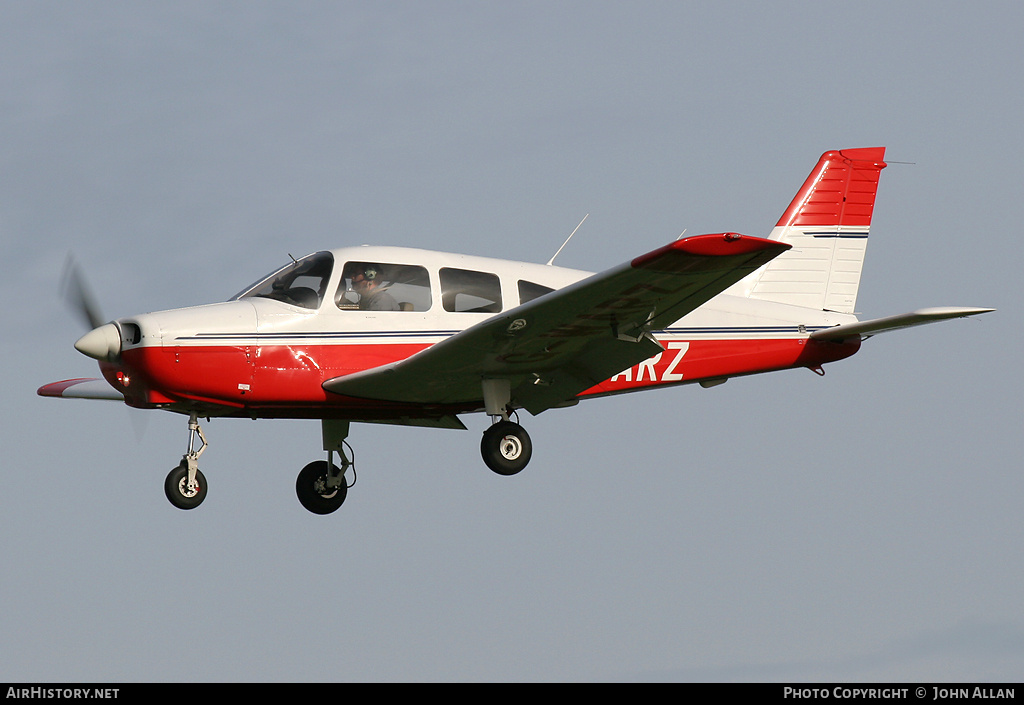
top-left (114, 336), bottom-right (859, 416)
top-left (117, 342), bottom-right (432, 410)
top-left (581, 336), bottom-right (859, 397)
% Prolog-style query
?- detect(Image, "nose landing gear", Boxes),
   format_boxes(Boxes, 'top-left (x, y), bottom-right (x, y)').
top-left (164, 413), bottom-right (209, 510)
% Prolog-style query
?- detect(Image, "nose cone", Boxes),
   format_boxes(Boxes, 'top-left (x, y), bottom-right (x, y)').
top-left (74, 322), bottom-right (121, 361)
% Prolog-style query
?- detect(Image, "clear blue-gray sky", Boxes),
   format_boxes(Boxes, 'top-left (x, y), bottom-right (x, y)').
top-left (2, 1), bottom-right (1019, 682)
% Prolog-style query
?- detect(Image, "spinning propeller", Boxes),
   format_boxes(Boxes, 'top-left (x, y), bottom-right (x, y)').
top-left (61, 256), bottom-right (121, 361)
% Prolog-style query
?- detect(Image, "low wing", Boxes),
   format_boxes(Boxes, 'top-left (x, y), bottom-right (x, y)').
top-left (810, 307), bottom-right (994, 341)
top-left (323, 233), bottom-right (790, 415)
top-left (37, 378), bottom-right (124, 401)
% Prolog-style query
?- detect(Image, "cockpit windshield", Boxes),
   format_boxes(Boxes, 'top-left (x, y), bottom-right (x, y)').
top-left (231, 251), bottom-right (334, 310)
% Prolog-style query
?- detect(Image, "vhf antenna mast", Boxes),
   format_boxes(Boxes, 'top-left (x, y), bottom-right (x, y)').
top-left (546, 214), bottom-right (589, 266)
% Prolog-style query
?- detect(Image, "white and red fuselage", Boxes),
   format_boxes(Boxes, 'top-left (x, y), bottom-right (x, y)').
top-left (95, 245), bottom-right (860, 421)
top-left (89, 147), bottom-right (899, 421)
top-left (75, 148), bottom-right (906, 421)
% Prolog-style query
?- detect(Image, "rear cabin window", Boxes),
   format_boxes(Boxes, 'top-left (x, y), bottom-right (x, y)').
top-left (517, 280), bottom-right (555, 305)
top-left (336, 261), bottom-right (432, 312)
top-left (440, 268), bottom-right (502, 313)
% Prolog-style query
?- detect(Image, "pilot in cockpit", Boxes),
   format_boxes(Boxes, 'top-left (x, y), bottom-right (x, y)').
top-left (348, 263), bottom-right (400, 311)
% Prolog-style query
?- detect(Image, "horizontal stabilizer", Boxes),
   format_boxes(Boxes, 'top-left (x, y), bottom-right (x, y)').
top-left (37, 378), bottom-right (124, 401)
top-left (810, 307), bottom-right (994, 341)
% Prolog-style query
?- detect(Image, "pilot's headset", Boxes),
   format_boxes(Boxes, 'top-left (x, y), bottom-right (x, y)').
top-left (338, 264), bottom-right (380, 307)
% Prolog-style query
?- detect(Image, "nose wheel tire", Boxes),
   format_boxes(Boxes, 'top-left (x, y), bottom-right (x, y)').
top-left (481, 421), bottom-right (532, 476)
top-left (296, 460), bottom-right (348, 515)
top-left (165, 464), bottom-right (208, 510)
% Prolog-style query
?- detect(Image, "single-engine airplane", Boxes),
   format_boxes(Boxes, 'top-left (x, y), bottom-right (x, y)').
top-left (39, 147), bottom-right (993, 514)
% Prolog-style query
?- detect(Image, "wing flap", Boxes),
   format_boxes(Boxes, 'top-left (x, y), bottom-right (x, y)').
top-left (37, 378), bottom-right (124, 401)
top-left (324, 233), bottom-right (790, 414)
top-left (810, 307), bottom-right (994, 341)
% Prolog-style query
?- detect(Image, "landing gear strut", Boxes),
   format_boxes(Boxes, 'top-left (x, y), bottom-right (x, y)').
top-left (480, 378), bottom-right (532, 475)
top-left (165, 413), bottom-right (208, 510)
top-left (295, 419), bottom-right (354, 515)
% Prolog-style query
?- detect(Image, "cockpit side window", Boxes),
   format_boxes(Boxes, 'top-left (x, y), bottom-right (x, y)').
top-left (336, 262), bottom-right (432, 312)
top-left (440, 268), bottom-right (502, 313)
top-left (231, 251), bottom-right (334, 310)
top-left (518, 280), bottom-right (555, 305)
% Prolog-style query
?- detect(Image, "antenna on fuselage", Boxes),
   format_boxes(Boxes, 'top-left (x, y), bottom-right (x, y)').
top-left (546, 214), bottom-right (589, 266)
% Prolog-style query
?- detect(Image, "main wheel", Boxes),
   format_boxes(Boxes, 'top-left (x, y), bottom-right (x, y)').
top-left (481, 421), bottom-right (532, 476)
top-left (296, 460), bottom-right (348, 515)
top-left (164, 463), bottom-right (208, 510)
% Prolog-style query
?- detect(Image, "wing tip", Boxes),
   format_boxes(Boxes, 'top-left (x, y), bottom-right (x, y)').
top-left (38, 378), bottom-right (124, 401)
top-left (38, 378), bottom-right (91, 397)
top-left (631, 233), bottom-right (789, 272)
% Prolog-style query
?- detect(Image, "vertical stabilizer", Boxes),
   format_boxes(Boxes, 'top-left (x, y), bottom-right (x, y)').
top-left (735, 147), bottom-right (887, 313)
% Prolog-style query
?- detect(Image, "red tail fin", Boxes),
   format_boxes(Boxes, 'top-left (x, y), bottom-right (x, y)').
top-left (730, 148), bottom-right (887, 313)
top-left (777, 147), bottom-right (887, 229)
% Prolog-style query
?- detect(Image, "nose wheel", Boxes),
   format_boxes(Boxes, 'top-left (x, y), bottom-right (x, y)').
top-left (165, 413), bottom-right (209, 510)
top-left (165, 463), bottom-right (208, 509)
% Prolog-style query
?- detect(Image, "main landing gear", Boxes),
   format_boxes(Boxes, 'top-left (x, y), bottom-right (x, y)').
top-left (481, 419), bottom-right (532, 475)
top-left (479, 378), bottom-right (532, 476)
top-left (160, 390), bottom-right (530, 512)
top-left (294, 419), bottom-right (354, 515)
